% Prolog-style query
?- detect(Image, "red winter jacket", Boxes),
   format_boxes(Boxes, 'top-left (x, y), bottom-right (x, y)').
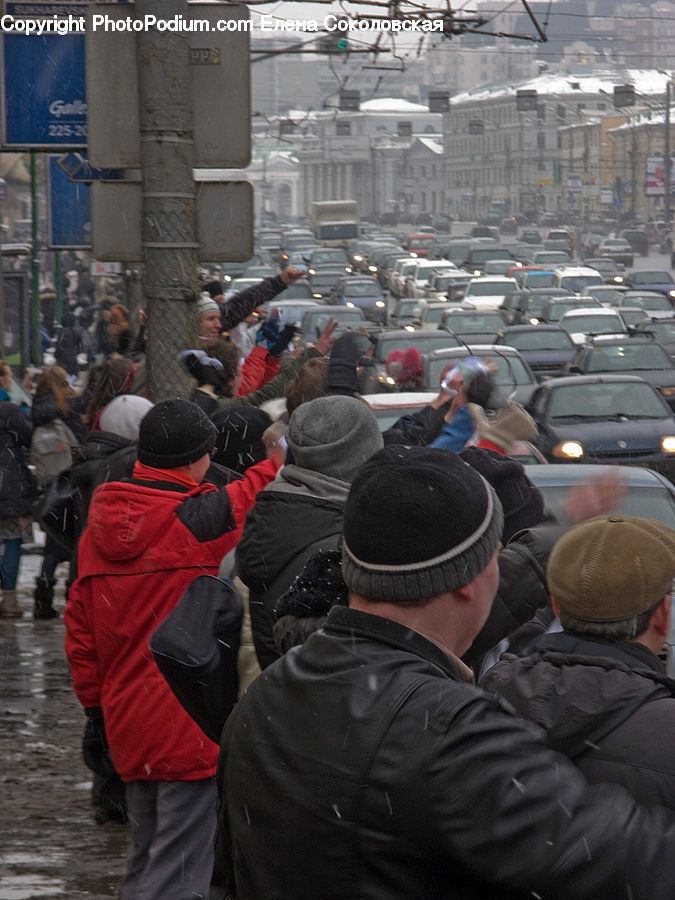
top-left (65, 458), bottom-right (278, 782)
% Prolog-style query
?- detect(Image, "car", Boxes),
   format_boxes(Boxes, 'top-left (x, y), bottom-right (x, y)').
top-left (405, 259), bottom-right (456, 298)
top-left (581, 284), bottom-right (630, 305)
top-left (411, 301), bottom-right (454, 330)
top-left (597, 238), bottom-right (634, 267)
top-left (261, 298), bottom-right (321, 326)
top-left (619, 229), bottom-right (649, 257)
top-left (222, 277), bottom-right (261, 301)
top-left (581, 258), bottom-right (626, 285)
top-left (508, 265), bottom-right (548, 287)
top-left (406, 233), bottom-right (439, 258)
top-left (623, 270), bottom-right (675, 301)
top-left (296, 305), bottom-right (367, 347)
top-left (532, 250), bottom-right (572, 267)
top-left (496, 325), bottom-right (577, 380)
top-left (483, 258), bottom-right (520, 276)
top-left (423, 344), bottom-right (538, 406)
top-left (558, 307), bottom-right (628, 343)
top-left (330, 276), bottom-right (388, 324)
top-left (463, 245), bottom-right (515, 275)
top-left (611, 290), bottom-right (673, 314)
top-left (498, 218), bottom-right (519, 235)
top-left (551, 266), bottom-right (604, 294)
top-left (463, 276), bottom-right (519, 310)
top-left (500, 288), bottom-right (574, 326)
top-left (389, 297), bottom-right (425, 328)
top-left (367, 329), bottom-right (461, 391)
top-left (389, 257), bottom-right (420, 299)
top-left (520, 269), bottom-right (557, 290)
top-left (305, 247), bottom-right (352, 276)
top-left (543, 229), bottom-right (575, 256)
top-left (439, 308), bottom-right (505, 343)
top-left (519, 229), bottom-right (542, 244)
top-left (527, 464), bottom-right (675, 528)
top-left (634, 317), bottom-right (675, 361)
top-left (565, 334), bottom-right (675, 409)
top-left (471, 224), bottom-right (500, 239)
top-left (526, 374), bottom-right (675, 479)
top-left (363, 391), bottom-right (437, 430)
top-left (423, 271), bottom-right (473, 302)
top-left (539, 296), bottom-right (603, 325)
top-left (308, 269), bottom-right (347, 299)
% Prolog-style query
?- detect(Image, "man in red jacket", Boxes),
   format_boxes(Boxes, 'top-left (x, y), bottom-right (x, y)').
top-left (65, 398), bottom-right (281, 900)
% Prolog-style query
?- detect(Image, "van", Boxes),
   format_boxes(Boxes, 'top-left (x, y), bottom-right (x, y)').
top-left (552, 266), bottom-right (604, 294)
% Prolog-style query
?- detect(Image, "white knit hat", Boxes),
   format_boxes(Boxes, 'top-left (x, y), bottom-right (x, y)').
top-left (197, 292), bottom-right (220, 318)
top-left (99, 395), bottom-right (154, 442)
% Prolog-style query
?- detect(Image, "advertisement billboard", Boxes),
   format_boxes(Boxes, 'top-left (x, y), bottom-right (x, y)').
top-left (646, 156), bottom-right (675, 196)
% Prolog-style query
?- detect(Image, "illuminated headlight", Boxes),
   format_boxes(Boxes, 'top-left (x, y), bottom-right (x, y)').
top-left (223, 274), bottom-right (232, 283)
top-left (662, 436), bottom-right (675, 453)
top-left (410, 252), bottom-right (418, 258)
top-left (668, 290), bottom-right (675, 299)
top-left (345, 301), bottom-right (355, 308)
top-left (552, 440), bottom-right (584, 459)
top-left (308, 268), bottom-right (316, 275)
top-left (368, 265), bottom-right (377, 273)
top-left (353, 254), bottom-right (363, 262)
top-left (613, 276), bottom-right (624, 283)
top-left (473, 269), bottom-right (481, 276)
top-left (312, 292), bottom-right (322, 299)
top-left (529, 317), bottom-right (540, 325)
top-left (375, 300), bottom-right (386, 308)
top-left (385, 376), bottom-right (396, 385)
top-left (660, 387), bottom-right (675, 397)
top-left (345, 266), bottom-right (353, 273)
top-left (404, 324), bottom-right (416, 332)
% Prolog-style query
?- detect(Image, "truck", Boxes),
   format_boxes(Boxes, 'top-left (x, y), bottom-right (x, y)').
top-left (311, 200), bottom-right (359, 246)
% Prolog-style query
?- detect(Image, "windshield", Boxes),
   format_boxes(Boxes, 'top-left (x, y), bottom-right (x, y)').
top-left (632, 271), bottom-right (673, 285)
top-left (466, 281), bottom-right (516, 297)
top-left (524, 272), bottom-right (555, 288)
top-left (587, 343), bottom-right (672, 372)
top-left (548, 381), bottom-right (667, 419)
top-left (561, 314), bottom-right (623, 334)
top-left (548, 301), bottom-right (600, 321)
top-left (318, 223), bottom-right (359, 240)
top-left (507, 331), bottom-right (573, 351)
top-left (445, 313), bottom-right (503, 333)
top-left (559, 275), bottom-right (604, 292)
top-left (377, 333), bottom-right (458, 363)
top-left (623, 294), bottom-right (672, 311)
top-left (650, 321), bottom-right (675, 341)
top-left (344, 282), bottom-right (382, 298)
top-left (312, 250), bottom-right (348, 265)
top-left (305, 310), bottom-right (364, 331)
top-left (409, 237), bottom-right (437, 250)
top-left (428, 353), bottom-right (531, 387)
top-left (532, 484), bottom-right (675, 528)
top-left (470, 248), bottom-right (514, 263)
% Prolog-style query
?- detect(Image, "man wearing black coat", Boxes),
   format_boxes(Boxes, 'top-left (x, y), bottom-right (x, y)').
top-left (216, 446), bottom-right (675, 900)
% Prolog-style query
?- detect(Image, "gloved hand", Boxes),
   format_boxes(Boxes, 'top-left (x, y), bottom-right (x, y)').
top-left (327, 332), bottom-right (372, 396)
top-left (267, 323), bottom-right (299, 357)
top-left (82, 707), bottom-right (117, 779)
top-left (255, 318), bottom-right (283, 351)
top-left (179, 349), bottom-right (225, 392)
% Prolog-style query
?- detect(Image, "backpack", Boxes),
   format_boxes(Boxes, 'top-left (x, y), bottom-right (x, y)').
top-left (30, 419), bottom-right (79, 489)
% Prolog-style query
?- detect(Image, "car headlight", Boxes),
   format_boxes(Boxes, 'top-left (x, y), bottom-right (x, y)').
top-left (404, 324), bottom-right (416, 332)
top-left (529, 317), bottom-right (540, 325)
top-left (613, 276), bottom-right (624, 283)
top-left (345, 301), bottom-right (355, 308)
top-left (375, 300), bottom-right (385, 308)
top-left (308, 268), bottom-right (316, 275)
top-left (223, 274), bottom-right (232, 283)
top-left (552, 440), bottom-right (584, 459)
top-left (312, 292), bottom-right (322, 299)
top-left (353, 255), bottom-right (363, 263)
top-left (668, 290), bottom-right (675, 299)
top-left (368, 265), bottom-right (377, 273)
top-left (473, 269), bottom-right (481, 276)
top-left (662, 435), bottom-right (675, 453)
top-left (345, 266), bottom-right (353, 273)
top-left (409, 252), bottom-right (418, 258)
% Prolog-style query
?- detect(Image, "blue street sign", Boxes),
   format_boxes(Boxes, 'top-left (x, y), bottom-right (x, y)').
top-left (47, 154), bottom-right (90, 248)
top-left (2, 3), bottom-right (87, 147)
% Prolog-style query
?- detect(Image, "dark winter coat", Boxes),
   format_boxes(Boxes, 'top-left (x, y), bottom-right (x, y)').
top-left (31, 391), bottom-right (88, 444)
top-left (65, 458), bottom-right (278, 782)
top-left (216, 605), bottom-right (675, 900)
top-left (0, 399), bottom-right (35, 517)
top-left (220, 274), bottom-right (287, 331)
top-left (54, 325), bottom-right (83, 376)
top-left (481, 631), bottom-right (675, 808)
top-left (236, 465), bottom-right (348, 669)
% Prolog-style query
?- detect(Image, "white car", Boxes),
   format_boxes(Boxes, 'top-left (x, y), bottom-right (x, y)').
top-left (558, 307), bottom-right (628, 345)
top-left (463, 276), bottom-right (519, 309)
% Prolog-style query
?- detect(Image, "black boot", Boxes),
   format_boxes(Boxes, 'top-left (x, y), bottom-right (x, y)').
top-left (33, 577), bottom-right (59, 620)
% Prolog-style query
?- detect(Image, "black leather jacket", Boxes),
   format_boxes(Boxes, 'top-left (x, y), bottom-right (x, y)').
top-left (216, 605), bottom-right (675, 900)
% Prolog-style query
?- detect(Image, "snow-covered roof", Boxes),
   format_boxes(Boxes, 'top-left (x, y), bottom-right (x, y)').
top-left (451, 69), bottom-right (674, 105)
top-left (360, 97), bottom-right (431, 113)
top-left (415, 136), bottom-right (444, 154)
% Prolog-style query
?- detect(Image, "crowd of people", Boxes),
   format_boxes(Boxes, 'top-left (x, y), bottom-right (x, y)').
top-left (1, 262), bottom-right (675, 899)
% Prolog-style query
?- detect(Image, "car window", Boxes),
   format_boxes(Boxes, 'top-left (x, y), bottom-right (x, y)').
top-left (377, 333), bottom-right (458, 363)
top-left (587, 343), bottom-right (672, 372)
top-left (532, 484), bottom-right (675, 528)
top-left (506, 330), bottom-right (573, 351)
top-left (548, 381), bottom-right (666, 418)
top-left (561, 314), bottom-right (623, 334)
top-left (632, 271), bottom-right (673, 285)
top-left (343, 281), bottom-right (381, 298)
top-left (623, 294), bottom-right (671, 311)
top-left (559, 275), bottom-right (603, 292)
top-left (445, 313), bottom-right (502, 333)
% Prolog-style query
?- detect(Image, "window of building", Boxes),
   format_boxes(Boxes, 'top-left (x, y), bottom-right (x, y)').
top-left (336, 121), bottom-right (351, 136)
top-left (537, 132), bottom-right (546, 150)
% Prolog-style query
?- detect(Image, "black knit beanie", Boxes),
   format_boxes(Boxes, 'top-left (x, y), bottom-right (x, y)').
top-left (211, 405), bottom-right (272, 475)
top-left (342, 445), bottom-right (503, 603)
top-left (137, 398), bottom-right (216, 468)
top-left (459, 446), bottom-right (545, 543)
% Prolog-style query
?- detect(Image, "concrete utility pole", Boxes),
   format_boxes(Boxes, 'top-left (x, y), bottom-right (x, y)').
top-left (137, 0), bottom-right (196, 401)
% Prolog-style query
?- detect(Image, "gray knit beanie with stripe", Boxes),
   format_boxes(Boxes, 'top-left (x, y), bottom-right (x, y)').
top-left (342, 445), bottom-right (503, 603)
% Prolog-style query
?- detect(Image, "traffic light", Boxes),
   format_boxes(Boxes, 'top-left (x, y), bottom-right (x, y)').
top-left (318, 28), bottom-right (350, 53)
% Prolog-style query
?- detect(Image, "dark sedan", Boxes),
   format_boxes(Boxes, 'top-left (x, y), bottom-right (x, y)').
top-left (634, 317), bottom-right (675, 361)
top-left (565, 335), bottom-right (675, 410)
top-left (623, 270), bottom-right (675, 301)
top-left (330, 276), bottom-right (388, 324)
top-left (496, 325), bottom-right (576, 380)
top-left (424, 344), bottom-right (538, 406)
top-left (526, 374), bottom-right (675, 478)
